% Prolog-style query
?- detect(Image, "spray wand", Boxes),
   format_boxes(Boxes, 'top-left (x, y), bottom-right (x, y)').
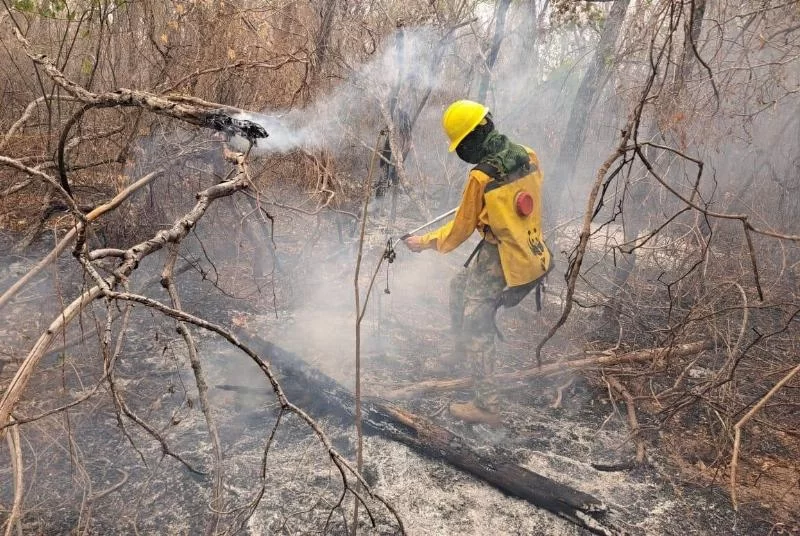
top-left (391, 207), bottom-right (457, 249)
top-left (380, 207), bottom-right (456, 295)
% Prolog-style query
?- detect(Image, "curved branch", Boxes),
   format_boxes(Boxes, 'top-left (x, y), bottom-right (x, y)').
top-left (56, 102), bottom-right (108, 197)
top-left (634, 145), bottom-right (800, 242)
top-left (535, 136), bottom-right (631, 364)
top-left (0, 96), bottom-right (76, 151)
top-left (161, 245), bottom-right (223, 533)
top-left (0, 155), bottom-right (81, 214)
top-left (0, 170), bottom-right (162, 312)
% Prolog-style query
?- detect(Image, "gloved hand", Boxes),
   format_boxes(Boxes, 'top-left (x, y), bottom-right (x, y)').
top-left (404, 236), bottom-right (426, 252)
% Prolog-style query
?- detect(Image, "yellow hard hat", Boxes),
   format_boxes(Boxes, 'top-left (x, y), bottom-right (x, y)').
top-left (442, 100), bottom-right (489, 152)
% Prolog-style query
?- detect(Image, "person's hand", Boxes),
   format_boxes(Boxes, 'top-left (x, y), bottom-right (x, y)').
top-left (404, 236), bottom-right (426, 253)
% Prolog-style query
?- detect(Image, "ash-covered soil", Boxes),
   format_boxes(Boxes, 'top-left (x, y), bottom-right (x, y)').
top-left (0, 230), bottom-right (782, 535)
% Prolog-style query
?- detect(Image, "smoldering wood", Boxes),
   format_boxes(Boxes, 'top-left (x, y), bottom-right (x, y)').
top-left (235, 331), bottom-right (621, 536)
top-left (15, 29), bottom-right (268, 152)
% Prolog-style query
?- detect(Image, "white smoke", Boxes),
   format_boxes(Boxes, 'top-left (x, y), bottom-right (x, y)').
top-left (227, 112), bottom-right (315, 155)
top-left (225, 27), bottom-right (448, 158)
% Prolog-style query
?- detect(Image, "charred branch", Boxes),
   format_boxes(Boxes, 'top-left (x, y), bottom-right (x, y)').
top-left (14, 29), bottom-right (268, 144)
top-left (234, 332), bottom-right (620, 536)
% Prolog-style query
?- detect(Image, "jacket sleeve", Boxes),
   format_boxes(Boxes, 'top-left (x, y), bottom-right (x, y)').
top-left (419, 173), bottom-right (484, 253)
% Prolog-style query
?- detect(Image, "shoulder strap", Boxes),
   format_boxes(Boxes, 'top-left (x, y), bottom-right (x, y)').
top-left (472, 162), bottom-right (501, 179)
top-left (473, 162), bottom-right (504, 195)
top-left (474, 161), bottom-right (534, 184)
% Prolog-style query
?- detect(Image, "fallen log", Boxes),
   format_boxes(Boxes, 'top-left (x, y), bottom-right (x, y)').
top-left (381, 340), bottom-right (713, 400)
top-left (237, 332), bottom-right (622, 536)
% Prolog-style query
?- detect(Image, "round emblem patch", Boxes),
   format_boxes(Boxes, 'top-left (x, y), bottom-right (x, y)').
top-left (514, 191), bottom-right (534, 217)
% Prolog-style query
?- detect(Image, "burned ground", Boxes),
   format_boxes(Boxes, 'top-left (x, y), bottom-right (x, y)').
top-left (0, 223), bottom-right (791, 535)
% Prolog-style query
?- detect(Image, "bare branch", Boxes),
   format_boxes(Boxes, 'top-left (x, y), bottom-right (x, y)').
top-left (730, 362), bottom-right (800, 510)
top-left (0, 170), bottom-right (162, 312)
top-left (2, 420), bottom-right (23, 536)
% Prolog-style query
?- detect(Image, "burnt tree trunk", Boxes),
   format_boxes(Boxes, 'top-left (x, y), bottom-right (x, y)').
top-left (553, 0), bottom-right (630, 191)
top-left (477, 0), bottom-right (512, 103)
top-left (678, 0), bottom-right (706, 88)
top-left (316, 0), bottom-right (337, 66)
top-left (235, 332), bottom-right (621, 536)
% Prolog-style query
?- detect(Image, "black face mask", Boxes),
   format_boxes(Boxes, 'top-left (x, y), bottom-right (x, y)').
top-left (455, 119), bottom-right (494, 164)
top-left (456, 134), bottom-right (484, 163)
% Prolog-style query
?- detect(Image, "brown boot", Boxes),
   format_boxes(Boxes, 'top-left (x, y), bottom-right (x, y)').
top-left (449, 401), bottom-right (502, 426)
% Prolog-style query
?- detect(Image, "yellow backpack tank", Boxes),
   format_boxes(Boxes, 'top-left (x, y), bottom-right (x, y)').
top-left (475, 148), bottom-right (551, 288)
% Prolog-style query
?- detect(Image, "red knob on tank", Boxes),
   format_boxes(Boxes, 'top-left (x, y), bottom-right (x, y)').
top-left (514, 191), bottom-right (534, 217)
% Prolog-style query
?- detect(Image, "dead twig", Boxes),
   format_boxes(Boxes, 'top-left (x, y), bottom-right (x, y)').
top-left (0, 155), bottom-right (80, 214)
top-left (0, 170), bottom-right (162, 311)
top-left (0, 95), bottom-right (77, 152)
top-left (161, 244), bottom-right (223, 535)
top-left (3, 420), bottom-right (23, 536)
top-left (605, 375), bottom-right (646, 464)
top-left (103, 294), bottom-right (147, 468)
top-left (0, 287), bottom-right (103, 439)
top-left (88, 468), bottom-right (129, 502)
top-left (534, 132), bottom-right (633, 365)
top-left (730, 361), bottom-right (800, 510)
top-left (0, 178), bottom-right (33, 198)
top-left (232, 408), bottom-right (285, 531)
top-left (551, 377), bottom-right (575, 409)
top-left (351, 131), bottom-right (384, 535)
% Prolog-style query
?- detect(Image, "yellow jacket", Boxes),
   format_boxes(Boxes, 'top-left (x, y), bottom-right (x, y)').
top-left (419, 147), bottom-right (551, 287)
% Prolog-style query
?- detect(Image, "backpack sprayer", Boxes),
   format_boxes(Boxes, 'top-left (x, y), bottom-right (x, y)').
top-left (388, 204), bottom-right (547, 340)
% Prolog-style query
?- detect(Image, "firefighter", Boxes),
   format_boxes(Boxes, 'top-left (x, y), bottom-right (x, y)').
top-left (404, 100), bottom-right (551, 425)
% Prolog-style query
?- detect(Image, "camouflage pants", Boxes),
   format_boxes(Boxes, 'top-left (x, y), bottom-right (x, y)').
top-left (450, 241), bottom-right (506, 410)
